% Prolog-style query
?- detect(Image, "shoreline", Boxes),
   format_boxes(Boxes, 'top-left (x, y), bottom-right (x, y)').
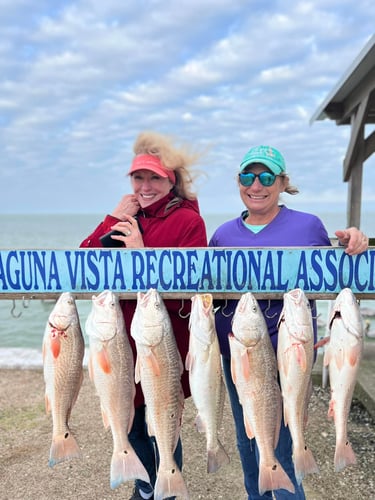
top-left (1, 368), bottom-right (374, 499)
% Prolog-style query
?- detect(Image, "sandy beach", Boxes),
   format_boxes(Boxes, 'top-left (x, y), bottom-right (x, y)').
top-left (0, 368), bottom-right (374, 500)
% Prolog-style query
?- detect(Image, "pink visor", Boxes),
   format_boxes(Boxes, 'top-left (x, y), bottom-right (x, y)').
top-left (128, 154), bottom-right (176, 183)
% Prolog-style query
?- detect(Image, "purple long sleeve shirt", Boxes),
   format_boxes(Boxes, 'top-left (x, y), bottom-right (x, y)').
top-left (209, 205), bottom-right (331, 358)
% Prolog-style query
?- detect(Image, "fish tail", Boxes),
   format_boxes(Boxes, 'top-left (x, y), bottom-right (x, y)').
top-left (334, 440), bottom-right (357, 472)
top-left (154, 466), bottom-right (189, 500)
top-left (110, 447), bottom-right (150, 489)
top-left (293, 446), bottom-right (319, 484)
top-left (258, 461), bottom-right (295, 496)
top-left (207, 440), bottom-right (230, 473)
top-left (48, 432), bottom-right (82, 467)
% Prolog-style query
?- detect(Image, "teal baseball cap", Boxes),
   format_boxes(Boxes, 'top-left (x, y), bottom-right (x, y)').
top-left (239, 145), bottom-right (286, 174)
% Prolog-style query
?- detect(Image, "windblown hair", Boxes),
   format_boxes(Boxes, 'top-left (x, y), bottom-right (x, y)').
top-left (279, 173), bottom-right (299, 195)
top-left (133, 131), bottom-right (202, 200)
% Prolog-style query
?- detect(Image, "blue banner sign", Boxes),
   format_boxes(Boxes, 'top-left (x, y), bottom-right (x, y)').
top-left (0, 247), bottom-right (374, 299)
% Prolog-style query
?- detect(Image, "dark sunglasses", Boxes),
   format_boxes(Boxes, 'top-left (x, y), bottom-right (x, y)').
top-left (238, 171), bottom-right (277, 187)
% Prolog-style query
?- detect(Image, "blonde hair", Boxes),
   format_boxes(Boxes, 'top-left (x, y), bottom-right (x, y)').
top-left (133, 131), bottom-right (202, 200)
top-left (280, 174), bottom-right (299, 195)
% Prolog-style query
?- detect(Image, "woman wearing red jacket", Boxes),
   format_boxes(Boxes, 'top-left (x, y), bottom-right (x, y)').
top-left (80, 131), bottom-right (207, 500)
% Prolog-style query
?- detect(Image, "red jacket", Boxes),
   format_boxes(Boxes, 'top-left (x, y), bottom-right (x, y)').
top-left (80, 192), bottom-right (208, 406)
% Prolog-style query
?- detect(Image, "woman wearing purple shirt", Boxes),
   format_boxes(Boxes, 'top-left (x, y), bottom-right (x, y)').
top-left (209, 145), bottom-right (368, 499)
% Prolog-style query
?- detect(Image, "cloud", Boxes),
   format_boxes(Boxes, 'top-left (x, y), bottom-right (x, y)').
top-left (0, 0), bottom-right (374, 232)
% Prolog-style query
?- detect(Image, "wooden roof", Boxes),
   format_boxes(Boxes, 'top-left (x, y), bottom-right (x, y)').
top-left (310, 35), bottom-right (375, 228)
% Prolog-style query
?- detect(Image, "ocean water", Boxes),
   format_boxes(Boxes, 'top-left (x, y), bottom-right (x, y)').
top-left (1, 212), bottom-right (375, 368)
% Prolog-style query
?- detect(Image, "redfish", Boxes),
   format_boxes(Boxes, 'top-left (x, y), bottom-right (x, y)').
top-left (42, 292), bottom-right (84, 467)
top-left (131, 289), bottom-right (189, 500)
top-left (229, 292), bottom-right (294, 496)
top-left (86, 290), bottom-right (149, 489)
top-left (186, 293), bottom-right (229, 473)
top-left (323, 288), bottom-right (364, 472)
top-left (277, 288), bottom-right (319, 484)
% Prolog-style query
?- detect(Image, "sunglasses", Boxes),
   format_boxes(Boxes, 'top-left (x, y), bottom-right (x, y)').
top-left (238, 171), bottom-right (277, 187)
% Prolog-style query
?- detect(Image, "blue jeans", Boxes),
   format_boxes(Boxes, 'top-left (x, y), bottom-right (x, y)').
top-left (222, 357), bottom-right (305, 500)
top-left (128, 405), bottom-right (183, 497)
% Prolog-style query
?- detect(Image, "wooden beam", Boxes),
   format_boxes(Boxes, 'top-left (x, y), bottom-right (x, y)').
top-left (346, 155), bottom-right (363, 228)
top-left (364, 129), bottom-right (375, 160)
top-left (343, 94), bottom-right (369, 181)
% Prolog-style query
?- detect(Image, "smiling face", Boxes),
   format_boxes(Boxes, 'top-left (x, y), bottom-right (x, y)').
top-left (130, 169), bottom-right (173, 208)
top-left (239, 164), bottom-right (287, 224)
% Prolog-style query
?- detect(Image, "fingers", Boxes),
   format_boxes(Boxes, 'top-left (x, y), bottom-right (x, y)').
top-left (336, 227), bottom-right (369, 255)
top-left (112, 218), bottom-right (136, 236)
top-left (110, 215), bottom-right (144, 248)
top-left (112, 195), bottom-right (140, 220)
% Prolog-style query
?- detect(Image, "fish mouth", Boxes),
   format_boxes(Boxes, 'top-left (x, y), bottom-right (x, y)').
top-left (48, 320), bottom-right (71, 332)
top-left (329, 310), bottom-right (342, 328)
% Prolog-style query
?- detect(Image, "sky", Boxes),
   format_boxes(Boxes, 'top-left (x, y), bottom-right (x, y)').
top-left (0, 0), bottom-right (374, 226)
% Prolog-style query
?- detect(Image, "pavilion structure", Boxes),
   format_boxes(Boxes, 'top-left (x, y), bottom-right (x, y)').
top-left (310, 35), bottom-right (375, 229)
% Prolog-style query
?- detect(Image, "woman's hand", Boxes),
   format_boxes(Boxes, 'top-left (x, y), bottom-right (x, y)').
top-left (111, 194), bottom-right (139, 220)
top-left (335, 227), bottom-right (369, 255)
top-left (110, 215), bottom-right (144, 248)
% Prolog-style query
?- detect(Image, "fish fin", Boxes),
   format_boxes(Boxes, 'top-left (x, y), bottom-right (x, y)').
top-left (110, 445), bottom-right (150, 489)
top-left (134, 357), bottom-right (141, 384)
top-left (145, 350), bottom-right (160, 376)
top-left (347, 343), bottom-right (362, 367)
top-left (323, 347), bottom-right (331, 367)
top-left (101, 405), bottom-right (110, 429)
top-left (195, 413), bottom-right (206, 433)
top-left (293, 446), bottom-right (319, 484)
top-left (294, 343), bottom-right (307, 372)
top-left (154, 465), bottom-right (189, 500)
top-left (88, 355), bottom-right (94, 380)
top-left (258, 460), bottom-right (295, 496)
top-left (327, 398), bottom-right (335, 420)
top-left (278, 349), bottom-right (289, 378)
top-left (145, 406), bottom-right (155, 437)
top-left (334, 349), bottom-right (346, 370)
top-left (283, 405), bottom-right (289, 427)
top-left (240, 350), bottom-right (251, 381)
top-left (244, 415), bottom-right (255, 439)
top-left (50, 335), bottom-right (61, 359)
top-left (185, 351), bottom-right (193, 371)
top-left (207, 439), bottom-right (230, 474)
top-left (44, 394), bottom-right (51, 414)
top-left (230, 357), bottom-right (237, 385)
top-left (96, 346), bottom-right (112, 374)
top-left (334, 440), bottom-right (357, 472)
top-left (48, 432), bottom-right (82, 467)
top-left (178, 352), bottom-right (184, 376)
